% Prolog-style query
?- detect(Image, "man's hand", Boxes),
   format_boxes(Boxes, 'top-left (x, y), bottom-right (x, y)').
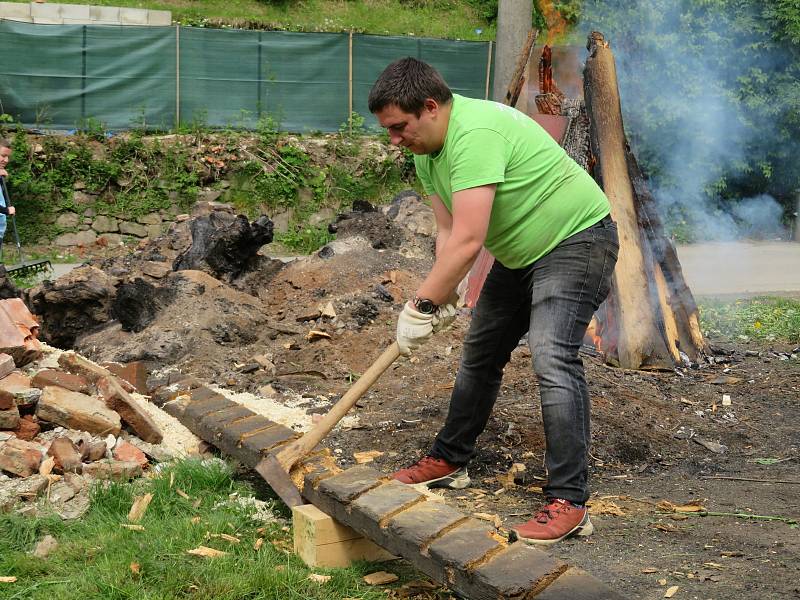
top-left (0, 169), bottom-right (8, 178)
top-left (6, 206), bottom-right (14, 215)
top-left (396, 302), bottom-right (434, 356)
top-left (432, 292), bottom-right (458, 333)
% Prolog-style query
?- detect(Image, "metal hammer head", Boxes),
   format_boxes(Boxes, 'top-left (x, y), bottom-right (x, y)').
top-left (255, 453), bottom-right (305, 508)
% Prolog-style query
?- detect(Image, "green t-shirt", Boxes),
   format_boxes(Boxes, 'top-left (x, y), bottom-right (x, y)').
top-left (415, 94), bottom-right (610, 269)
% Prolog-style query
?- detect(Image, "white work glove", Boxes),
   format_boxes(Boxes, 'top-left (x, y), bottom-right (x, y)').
top-left (396, 302), bottom-right (434, 356)
top-left (432, 292), bottom-right (459, 333)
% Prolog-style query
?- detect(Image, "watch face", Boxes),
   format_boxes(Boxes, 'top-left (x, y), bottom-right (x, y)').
top-left (415, 298), bottom-right (436, 314)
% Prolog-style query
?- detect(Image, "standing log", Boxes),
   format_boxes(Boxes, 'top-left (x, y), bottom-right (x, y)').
top-left (583, 32), bottom-right (674, 369)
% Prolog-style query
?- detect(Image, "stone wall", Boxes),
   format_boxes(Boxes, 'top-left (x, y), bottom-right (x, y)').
top-left (0, 2), bottom-right (171, 26)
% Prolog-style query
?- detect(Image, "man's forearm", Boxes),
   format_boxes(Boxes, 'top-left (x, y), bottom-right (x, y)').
top-left (417, 234), bottom-right (482, 304)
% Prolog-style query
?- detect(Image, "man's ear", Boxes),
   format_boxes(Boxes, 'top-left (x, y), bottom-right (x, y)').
top-left (422, 98), bottom-right (439, 116)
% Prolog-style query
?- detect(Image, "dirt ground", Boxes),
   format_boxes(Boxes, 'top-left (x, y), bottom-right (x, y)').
top-left (48, 202), bottom-right (799, 600)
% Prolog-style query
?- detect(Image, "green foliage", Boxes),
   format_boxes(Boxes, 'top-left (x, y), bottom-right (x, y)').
top-left (699, 296), bottom-right (800, 343)
top-left (275, 223), bottom-right (335, 253)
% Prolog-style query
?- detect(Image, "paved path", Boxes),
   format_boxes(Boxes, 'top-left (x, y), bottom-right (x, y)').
top-left (42, 241), bottom-right (800, 299)
top-left (675, 241), bottom-right (800, 297)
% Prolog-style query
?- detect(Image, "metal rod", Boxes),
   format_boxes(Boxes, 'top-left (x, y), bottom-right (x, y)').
top-left (348, 30), bottom-right (353, 134)
top-left (485, 40), bottom-right (493, 100)
top-left (81, 25), bottom-right (87, 123)
top-left (175, 25), bottom-right (180, 129)
top-left (257, 31), bottom-right (263, 121)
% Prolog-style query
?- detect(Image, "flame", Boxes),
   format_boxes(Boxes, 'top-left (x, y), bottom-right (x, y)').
top-left (538, 0), bottom-right (568, 46)
top-left (585, 316), bottom-right (603, 352)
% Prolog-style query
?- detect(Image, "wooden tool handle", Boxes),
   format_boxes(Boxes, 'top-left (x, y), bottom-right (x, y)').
top-left (276, 342), bottom-right (401, 470)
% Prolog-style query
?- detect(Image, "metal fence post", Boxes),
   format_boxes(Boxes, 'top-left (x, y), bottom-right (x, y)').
top-left (348, 30), bottom-right (353, 134)
top-left (484, 40), bottom-right (493, 100)
top-left (175, 24), bottom-right (180, 130)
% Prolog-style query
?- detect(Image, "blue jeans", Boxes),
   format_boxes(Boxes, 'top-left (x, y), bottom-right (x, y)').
top-left (430, 216), bottom-right (619, 504)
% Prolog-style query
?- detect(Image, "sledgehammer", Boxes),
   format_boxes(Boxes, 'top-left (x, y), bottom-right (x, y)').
top-left (255, 342), bottom-right (401, 507)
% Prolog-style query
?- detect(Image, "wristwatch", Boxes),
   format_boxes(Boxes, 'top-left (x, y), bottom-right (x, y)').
top-left (412, 295), bottom-right (438, 315)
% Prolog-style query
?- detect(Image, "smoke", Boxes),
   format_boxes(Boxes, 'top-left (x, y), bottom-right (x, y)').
top-left (578, 0), bottom-right (793, 241)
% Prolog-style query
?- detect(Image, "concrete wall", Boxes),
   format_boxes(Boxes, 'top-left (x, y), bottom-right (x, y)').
top-left (0, 2), bottom-right (171, 26)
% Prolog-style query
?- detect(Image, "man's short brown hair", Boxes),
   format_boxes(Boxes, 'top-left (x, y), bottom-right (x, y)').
top-left (368, 57), bottom-right (453, 115)
top-left (0, 138), bottom-right (10, 149)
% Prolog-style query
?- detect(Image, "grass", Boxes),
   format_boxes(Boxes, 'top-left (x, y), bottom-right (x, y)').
top-left (0, 459), bottom-right (425, 599)
top-left (698, 296), bottom-right (800, 344)
top-left (9, 0), bottom-right (496, 41)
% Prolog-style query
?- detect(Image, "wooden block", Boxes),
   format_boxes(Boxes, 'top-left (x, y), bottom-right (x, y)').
top-left (292, 504), bottom-right (395, 568)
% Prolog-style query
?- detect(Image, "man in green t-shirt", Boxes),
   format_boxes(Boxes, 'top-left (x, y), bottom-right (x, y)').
top-left (368, 57), bottom-right (619, 545)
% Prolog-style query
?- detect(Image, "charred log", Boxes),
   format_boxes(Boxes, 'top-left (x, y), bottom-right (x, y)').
top-left (111, 278), bottom-right (178, 333)
top-left (0, 265), bottom-right (22, 300)
top-left (173, 213), bottom-right (274, 280)
top-left (26, 266), bottom-right (117, 348)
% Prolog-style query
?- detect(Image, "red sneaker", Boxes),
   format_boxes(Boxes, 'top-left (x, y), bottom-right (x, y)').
top-left (391, 455), bottom-right (470, 489)
top-left (511, 499), bottom-right (593, 546)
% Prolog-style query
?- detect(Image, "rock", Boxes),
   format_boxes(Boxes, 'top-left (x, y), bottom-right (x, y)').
top-left (82, 459), bottom-right (142, 481)
top-left (97, 376), bottom-right (163, 444)
top-left (47, 437), bottom-right (83, 473)
top-left (136, 212), bottom-right (163, 225)
top-left (86, 440), bottom-right (107, 462)
top-left (0, 298), bottom-right (43, 367)
top-left (83, 207), bottom-right (96, 218)
top-left (101, 361), bottom-right (153, 395)
top-left (56, 489), bottom-right (91, 520)
top-left (11, 415), bottom-right (40, 441)
top-left (0, 353), bottom-right (14, 379)
top-left (146, 223), bottom-right (163, 239)
top-left (0, 389), bottom-right (12, 410)
top-left (27, 266), bottom-right (118, 349)
top-left (32, 534), bottom-right (59, 558)
top-left (0, 438), bottom-right (43, 477)
top-left (73, 191), bottom-right (93, 204)
top-left (197, 189), bottom-right (223, 204)
top-left (15, 474), bottom-right (48, 499)
top-left (127, 436), bottom-right (174, 463)
top-left (56, 212), bottom-right (80, 228)
top-left (0, 372), bottom-right (41, 409)
top-left (0, 404), bottom-right (20, 429)
top-left (48, 480), bottom-right (76, 503)
top-left (57, 352), bottom-right (136, 393)
top-left (308, 207), bottom-right (337, 227)
top-left (91, 215), bottom-right (119, 233)
top-left (35, 386), bottom-right (121, 437)
top-left (140, 261), bottom-right (171, 279)
top-left (98, 233), bottom-right (123, 246)
top-left (32, 369), bottom-right (91, 394)
top-left (112, 440), bottom-right (148, 468)
top-left (120, 221), bottom-right (148, 237)
top-left (270, 210), bottom-right (292, 234)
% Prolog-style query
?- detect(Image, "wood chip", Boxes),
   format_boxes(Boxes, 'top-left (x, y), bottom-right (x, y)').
top-left (187, 546), bottom-right (227, 558)
top-left (121, 524), bottom-right (145, 531)
top-left (664, 585), bottom-right (679, 598)
top-left (308, 574), bottom-right (332, 584)
top-left (473, 512), bottom-right (502, 529)
top-left (306, 329), bottom-right (332, 341)
top-left (210, 533), bottom-right (240, 543)
top-left (353, 450), bottom-right (384, 464)
top-left (39, 456), bottom-right (55, 476)
top-left (320, 302), bottom-right (337, 318)
top-left (253, 537), bottom-right (264, 551)
top-left (641, 568), bottom-right (658, 574)
top-left (190, 516), bottom-right (201, 525)
top-left (128, 493), bottom-right (153, 523)
top-left (658, 578), bottom-right (667, 585)
top-left (129, 562), bottom-right (140, 575)
top-left (175, 488), bottom-right (190, 500)
top-left (363, 571), bottom-right (399, 586)
top-left (0, 577), bottom-right (17, 583)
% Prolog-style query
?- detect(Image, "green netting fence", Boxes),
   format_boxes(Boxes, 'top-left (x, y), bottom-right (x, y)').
top-left (0, 20), bottom-right (495, 132)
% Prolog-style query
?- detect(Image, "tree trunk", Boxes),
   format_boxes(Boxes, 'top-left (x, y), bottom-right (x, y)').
top-left (492, 0), bottom-right (533, 110)
top-left (583, 32), bottom-right (674, 370)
